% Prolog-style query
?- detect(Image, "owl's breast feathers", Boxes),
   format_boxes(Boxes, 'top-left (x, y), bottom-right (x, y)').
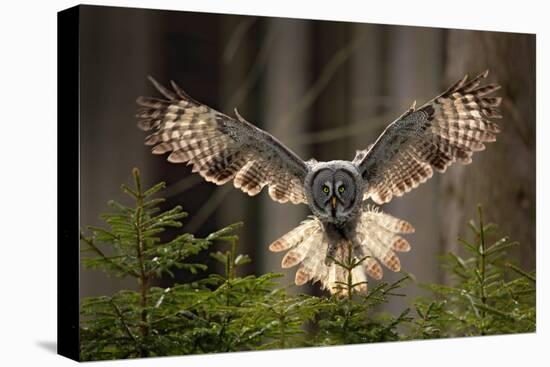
top-left (269, 205), bottom-right (414, 295)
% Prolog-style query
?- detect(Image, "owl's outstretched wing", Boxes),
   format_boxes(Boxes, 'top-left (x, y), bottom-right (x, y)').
top-left (136, 77), bottom-right (309, 204)
top-left (354, 70), bottom-right (502, 204)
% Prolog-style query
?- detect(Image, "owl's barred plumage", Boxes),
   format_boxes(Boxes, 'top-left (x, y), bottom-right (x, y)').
top-left (356, 70), bottom-right (502, 204)
top-left (136, 70), bottom-right (501, 295)
top-left (136, 77), bottom-right (309, 204)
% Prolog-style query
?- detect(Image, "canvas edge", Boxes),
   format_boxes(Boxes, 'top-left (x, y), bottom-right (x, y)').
top-left (57, 4), bottom-right (80, 362)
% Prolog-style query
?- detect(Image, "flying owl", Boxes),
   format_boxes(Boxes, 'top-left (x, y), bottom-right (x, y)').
top-left (135, 70), bottom-right (501, 295)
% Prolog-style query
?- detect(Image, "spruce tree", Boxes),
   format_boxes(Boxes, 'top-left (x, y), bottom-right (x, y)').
top-left (79, 169), bottom-right (535, 360)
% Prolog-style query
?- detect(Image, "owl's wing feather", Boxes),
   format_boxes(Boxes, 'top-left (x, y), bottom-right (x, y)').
top-left (137, 77), bottom-right (309, 204)
top-left (355, 70), bottom-right (502, 204)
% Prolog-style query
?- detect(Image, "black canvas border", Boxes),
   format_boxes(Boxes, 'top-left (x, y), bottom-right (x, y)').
top-left (57, 5), bottom-right (80, 361)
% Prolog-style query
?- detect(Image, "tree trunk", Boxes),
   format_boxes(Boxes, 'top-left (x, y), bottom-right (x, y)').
top-left (440, 31), bottom-right (536, 276)
top-left (259, 18), bottom-right (312, 286)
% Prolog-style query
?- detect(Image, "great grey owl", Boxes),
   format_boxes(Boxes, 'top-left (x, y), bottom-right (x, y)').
top-left (136, 70), bottom-right (501, 295)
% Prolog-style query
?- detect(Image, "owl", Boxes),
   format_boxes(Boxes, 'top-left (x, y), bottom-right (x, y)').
top-left (136, 70), bottom-right (501, 295)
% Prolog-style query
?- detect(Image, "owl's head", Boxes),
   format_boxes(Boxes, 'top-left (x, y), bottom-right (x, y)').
top-left (304, 161), bottom-right (363, 224)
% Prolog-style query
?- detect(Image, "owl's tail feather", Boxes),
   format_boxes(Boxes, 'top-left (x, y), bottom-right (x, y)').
top-left (268, 206), bottom-right (414, 296)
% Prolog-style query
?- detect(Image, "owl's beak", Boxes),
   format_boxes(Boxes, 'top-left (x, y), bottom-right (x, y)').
top-left (331, 196), bottom-right (337, 209)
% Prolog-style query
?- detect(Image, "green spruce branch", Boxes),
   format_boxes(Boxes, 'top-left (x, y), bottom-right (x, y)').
top-left (79, 171), bottom-right (535, 361)
top-left (411, 204), bottom-right (535, 338)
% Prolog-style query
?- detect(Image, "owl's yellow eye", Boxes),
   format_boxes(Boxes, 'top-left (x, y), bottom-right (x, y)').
top-left (338, 186), bottom-right (345, 193)
top-left (322, 185), bottom-right (330, 194)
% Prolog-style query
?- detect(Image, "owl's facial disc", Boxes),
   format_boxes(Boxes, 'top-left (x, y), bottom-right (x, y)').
top-left (310, 168), bottom-right (357, 222)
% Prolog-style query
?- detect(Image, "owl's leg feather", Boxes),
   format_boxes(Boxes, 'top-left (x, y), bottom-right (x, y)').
top-left (322, 221), bottom-right (350, 266)
top-left (324, 241), bottom-right (338, 266)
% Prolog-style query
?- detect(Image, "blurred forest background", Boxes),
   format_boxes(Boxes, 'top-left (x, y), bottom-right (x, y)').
top-left (79, 5), bottom-right (535, 316)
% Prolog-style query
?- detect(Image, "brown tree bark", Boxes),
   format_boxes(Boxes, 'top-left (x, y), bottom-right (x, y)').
top-left (440, 31), bottom-right (536, 275)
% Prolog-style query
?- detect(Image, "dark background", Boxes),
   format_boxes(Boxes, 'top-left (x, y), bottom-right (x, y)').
top-left (79, 5), bottom-right (536, 316)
